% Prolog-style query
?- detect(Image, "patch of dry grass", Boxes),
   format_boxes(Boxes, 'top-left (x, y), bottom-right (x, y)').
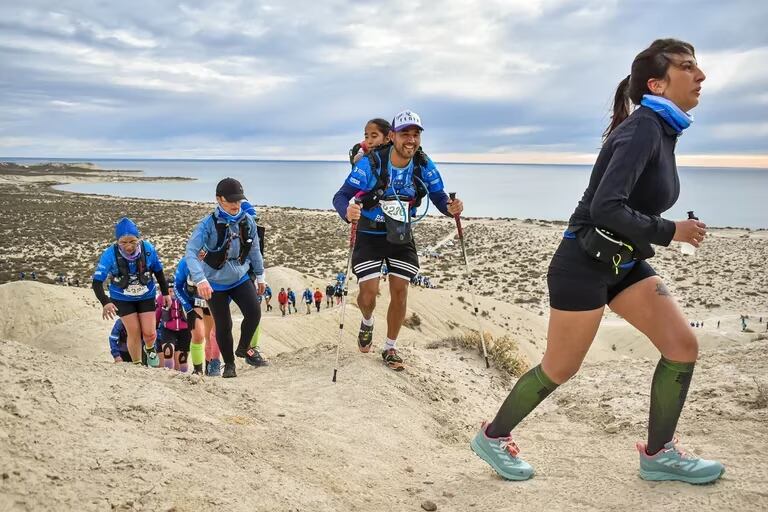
top-left (436, 330), bottom-right (529, 378)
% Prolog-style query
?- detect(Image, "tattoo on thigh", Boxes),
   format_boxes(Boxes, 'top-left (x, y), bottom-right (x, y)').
top-left (655, 282), bottom-right (670, 296)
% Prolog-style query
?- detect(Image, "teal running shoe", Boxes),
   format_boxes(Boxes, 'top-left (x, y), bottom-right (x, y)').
top-left (637, 439), bottom-right (724, 484)
top-left (144, 344), bottom-right (160, 368)
top-left (470, 421), bottom-right (533, 481)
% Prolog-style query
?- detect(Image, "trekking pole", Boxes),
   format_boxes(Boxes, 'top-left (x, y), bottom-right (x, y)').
top-left (449, 192), bottom-right (490, 369)
top-left (332, 199), bottom-right (362, 382)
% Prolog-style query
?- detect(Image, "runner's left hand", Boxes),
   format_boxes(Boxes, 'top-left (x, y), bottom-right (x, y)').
top-left (257, 283), bottom-right (266, 295)
top-left (163, 295), bottom-right (172, 308)
top-left (447, 197), bottom-right (464, 216)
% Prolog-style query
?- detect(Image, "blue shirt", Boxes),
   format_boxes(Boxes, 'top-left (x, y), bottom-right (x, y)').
top-left (345, 153), bottom-right (445, 223)
top-left (185, 210), bottom-right (265, 291)
top-left (93, 242), bottom-right (163, 302)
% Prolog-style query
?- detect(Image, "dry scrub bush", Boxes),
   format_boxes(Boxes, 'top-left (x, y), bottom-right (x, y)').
top-left (439, 330), bottom-right (529, 377)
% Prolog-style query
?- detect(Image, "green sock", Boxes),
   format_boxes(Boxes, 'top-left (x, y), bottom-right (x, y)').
top-left (486, 364), bottom-right (559, 438)
top-left (647, 357), bottom-right (695, 454)
top-left (249, 324), bottom-right (261, 349)
top-left (190, 342), bottom-right (204, 366)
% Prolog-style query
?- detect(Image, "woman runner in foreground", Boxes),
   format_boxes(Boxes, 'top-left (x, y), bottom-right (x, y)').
top-left (472, 39), bottom-right (724, 484)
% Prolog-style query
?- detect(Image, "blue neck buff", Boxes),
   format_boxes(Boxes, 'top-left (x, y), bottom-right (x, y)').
top-left (640, 94), bottom-right (693, 134)
top-left (216, 205), bottom-right (244, 223)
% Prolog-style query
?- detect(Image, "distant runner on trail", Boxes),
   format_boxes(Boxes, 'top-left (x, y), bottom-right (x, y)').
top-left (332, 110), bottom-right (463, 370)
top-left (471, 39), bottom-right (723, 485)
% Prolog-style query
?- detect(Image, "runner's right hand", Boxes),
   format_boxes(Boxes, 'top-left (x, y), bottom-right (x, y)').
top-left (346, 203), bottom-right (361, 222)
top-left (102, 302), bottom-right (117, 320)
top-left (197, 280), bottom-right (213, 300)
top-left (673, 219), bottom-right (707, 247)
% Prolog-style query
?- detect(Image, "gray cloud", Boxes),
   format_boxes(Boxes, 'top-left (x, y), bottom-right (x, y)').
top-left (0, 0), bottom-right (766, 159)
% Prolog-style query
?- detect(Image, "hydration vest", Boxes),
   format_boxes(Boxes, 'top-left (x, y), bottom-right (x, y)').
top-left (203, 214), bottom-right (254, 269)
top-left (112, 241), bottom-right (152, 289)
top-left (358, 143), bottom-right (429, 211)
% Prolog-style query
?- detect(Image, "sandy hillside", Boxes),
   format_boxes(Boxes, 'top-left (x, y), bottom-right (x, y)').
top-left (2, 281), bottom-right (768, 512)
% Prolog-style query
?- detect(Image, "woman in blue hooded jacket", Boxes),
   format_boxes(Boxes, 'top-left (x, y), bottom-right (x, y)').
top-left (92, 217), bottom-right (170, 367)
top-left (185, 178), bottom-right (266, 378)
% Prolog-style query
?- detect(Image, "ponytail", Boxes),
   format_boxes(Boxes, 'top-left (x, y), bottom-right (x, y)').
top-left (603, 75), bottom-right (631, 139)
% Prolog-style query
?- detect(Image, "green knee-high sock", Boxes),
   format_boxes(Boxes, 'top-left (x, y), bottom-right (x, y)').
top-left (647, 357), bottom-right (695, 455)
top-left (249, 324), bottom-right (261, 349)
top-left (486, 364), bottom-right (559, 438)
top-left (190, 342), bottom-right (204, 366)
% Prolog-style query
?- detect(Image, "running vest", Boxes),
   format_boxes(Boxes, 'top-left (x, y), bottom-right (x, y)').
top-left (112, 241), bottom-right (151, 289)
top-left (358, 144), bottom-right (429, 211)
top-left (203, 214), bottom-right (254, 269)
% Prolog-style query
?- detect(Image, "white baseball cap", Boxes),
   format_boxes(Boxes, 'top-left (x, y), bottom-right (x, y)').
top-left (392, 110), bottom-right (424, 132)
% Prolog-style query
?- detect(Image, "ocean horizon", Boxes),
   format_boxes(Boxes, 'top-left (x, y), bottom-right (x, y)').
top-left (7, 157), bottom-right (768, 229)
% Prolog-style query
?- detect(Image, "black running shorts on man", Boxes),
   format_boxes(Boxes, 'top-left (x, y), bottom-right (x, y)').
top-left (547, 237), bottom-right (657, 311)
top-left (113, 298), bottom-right (156, 317)
top-left (352, 232), bottom-right (419, 282)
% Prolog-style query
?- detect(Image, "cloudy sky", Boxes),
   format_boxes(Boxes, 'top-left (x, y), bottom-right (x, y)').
top-left (1, 0), bottom-right (767, 165)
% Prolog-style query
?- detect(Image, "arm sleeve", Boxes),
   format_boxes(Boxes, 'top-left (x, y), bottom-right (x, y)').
top-left (589, 118), bottom-right (677, 246)
top-left (185, 218), bottom-right (210, 284)
top-left (153, 269), bottom-right (169, 296)
top-left (92, 279), bottom-right (111, 306)
top-left (108, 322), bottom-right (122, 358)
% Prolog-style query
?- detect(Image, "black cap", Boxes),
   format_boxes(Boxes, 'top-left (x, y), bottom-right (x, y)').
top-left (216, 177), bottom-right (247, 202)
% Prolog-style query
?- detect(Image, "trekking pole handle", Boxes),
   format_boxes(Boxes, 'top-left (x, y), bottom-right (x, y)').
top-left (448, 192), bottom-right (463, 237)
top-left (349, 198), bottom-right (362, 247)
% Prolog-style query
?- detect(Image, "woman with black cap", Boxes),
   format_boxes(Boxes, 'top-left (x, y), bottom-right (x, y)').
top-left (92, 217), bottom-right (170, 367)
top-left (185, 177), bottom-right (266, 378)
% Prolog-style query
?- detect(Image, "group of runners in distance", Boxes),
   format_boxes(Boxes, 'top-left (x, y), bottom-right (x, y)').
top-left (92, 38), bottom-right (725, 486)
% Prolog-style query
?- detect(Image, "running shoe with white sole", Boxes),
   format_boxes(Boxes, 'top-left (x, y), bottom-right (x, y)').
top-left (144, 345), bottom-right (160, 368)
top-left (637, 439), bottom-right (724, 484)
top-left (470, 421), bottom-right (534, 481)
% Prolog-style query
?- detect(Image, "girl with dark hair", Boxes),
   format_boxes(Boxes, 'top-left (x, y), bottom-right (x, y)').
top-left (471, 39), bottom-right (723, 484)
top-left (349, 118), bottom-right (392, 165)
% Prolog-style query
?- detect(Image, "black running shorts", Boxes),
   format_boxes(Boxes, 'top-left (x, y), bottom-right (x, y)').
top-left (160, 328), bottom-right (192, 352)
top-left (113, 298), bottom-right (156, 317)
top-left (352, 232), bottom-right (420, 282)
top-left (547, 238), bottom-right (657, 311)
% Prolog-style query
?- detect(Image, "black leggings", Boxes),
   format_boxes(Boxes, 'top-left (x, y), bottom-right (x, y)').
top-left (207, 279), bottom-right (261, 365)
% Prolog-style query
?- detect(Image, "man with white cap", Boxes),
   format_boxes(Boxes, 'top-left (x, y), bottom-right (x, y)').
top-left (332, 110), bottom-right (464, 370)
